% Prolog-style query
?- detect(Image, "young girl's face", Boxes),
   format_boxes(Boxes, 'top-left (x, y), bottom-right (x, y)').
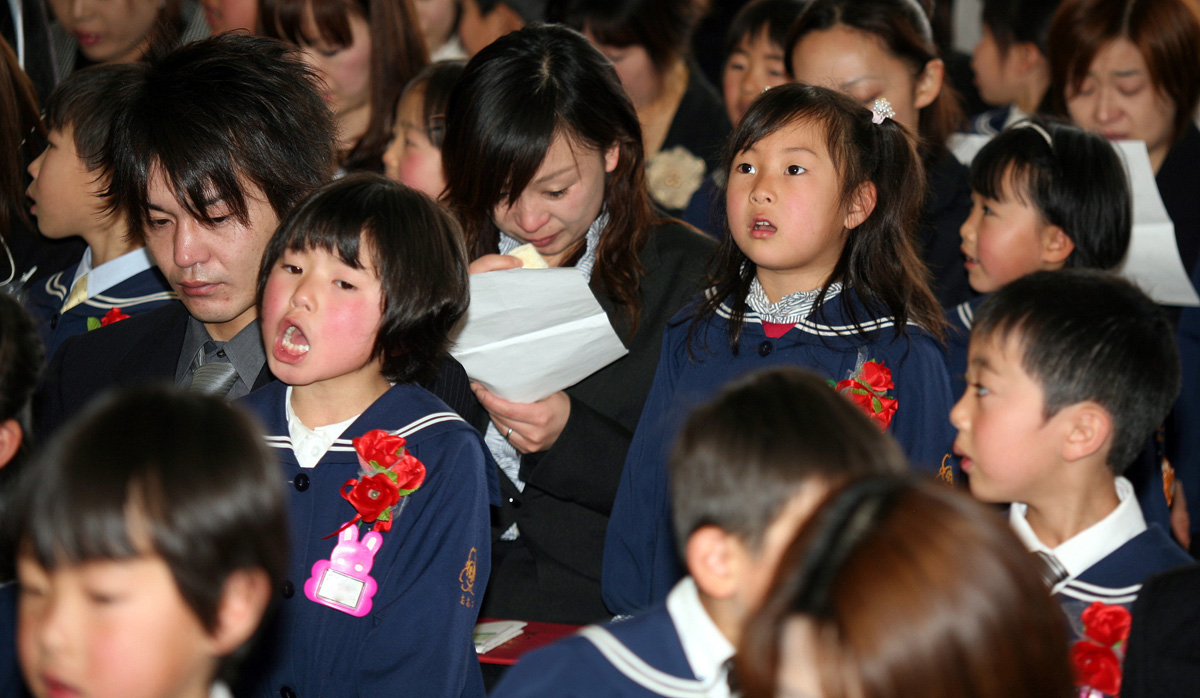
top-left (491, 133), bottom-right (619, 267)
top-left (18, 554), bottom-right (219, 698)
top-left (383, 88), bottom-right (447, 199)
top-left (790, 24), bottom-right (940, 135)
top-left (298, 10), bottom-right (374, 148)
top-left (47, 0), bottom-right (160, 64)
top-left (723, 27), bottom-right (790, 126)
top-left (261, 243), bottom-right (385, 391)
top-left (959, 173), bottom-right (1067, 293)
top-left (726, 119), bottom-right (855, 298)
top-left (971, 27), bottom-right (1022, 107)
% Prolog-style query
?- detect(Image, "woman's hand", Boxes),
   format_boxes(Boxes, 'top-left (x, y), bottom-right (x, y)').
top-left (469, 254), bottom-right (522, 275)
top-left (472, 382), bottom-right (571, 454)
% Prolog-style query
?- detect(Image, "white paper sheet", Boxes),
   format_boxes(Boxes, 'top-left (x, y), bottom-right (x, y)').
top-left (948, 133), bottom-right (1199, 306)
top-left (450, 268), bottom-right (629, 403)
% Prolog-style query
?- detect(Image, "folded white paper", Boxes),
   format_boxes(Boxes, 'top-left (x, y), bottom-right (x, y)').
top-left (451, 268), bottom-right (629, 403)
top-left (949, 133), bottom-right (1198, 306)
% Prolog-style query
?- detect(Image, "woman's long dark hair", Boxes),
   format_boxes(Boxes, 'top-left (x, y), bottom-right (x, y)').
top-left (693, 83), bottom-right (945, 355)
top-left (442, 23), bottom-right (658, 333)
top-left (0, 40), bottom-right (42, 244)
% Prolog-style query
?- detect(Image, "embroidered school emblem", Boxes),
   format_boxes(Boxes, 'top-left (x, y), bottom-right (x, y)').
top-left (938, 455), bottom-right (954, 486)
top-left (459, 547), bottom-right (477, 608)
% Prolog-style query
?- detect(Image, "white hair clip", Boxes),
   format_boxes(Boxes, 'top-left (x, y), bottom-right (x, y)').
top-left (871, 98), bottom-right (895, 125)
top-left (1011, 119), bottom-right (1054, 148)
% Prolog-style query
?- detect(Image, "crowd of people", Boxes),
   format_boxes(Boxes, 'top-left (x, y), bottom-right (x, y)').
top-left (0, 0), bottom-right (1199, 697)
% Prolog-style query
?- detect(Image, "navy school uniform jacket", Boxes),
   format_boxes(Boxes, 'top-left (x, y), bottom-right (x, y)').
top-left (239, 381), bottom-right (494, 698)
top-left (490, 602), bottom-right (722, 697)
top-left (25, 262), bottom-right (175, 358)
top-left (1122, 563), bottom-right (1200, 698)
top-left (602, 290), bottom-right (956, 615)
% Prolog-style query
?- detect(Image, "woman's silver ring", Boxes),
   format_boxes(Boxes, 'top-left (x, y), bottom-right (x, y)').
top-left (506, 427), bottom-right (514, 440)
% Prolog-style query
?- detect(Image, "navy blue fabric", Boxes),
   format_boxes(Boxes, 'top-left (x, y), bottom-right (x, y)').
top-left (602, 291), bottom-right (956, 615)
top-left (239, 381), bottom-right (492, 698)
top-left (489, 603), bottom-right (695, 697)
top-left (25, 262), bottom-right (174, 358)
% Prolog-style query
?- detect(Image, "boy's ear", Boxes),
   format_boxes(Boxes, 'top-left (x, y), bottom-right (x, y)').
top-left (1040, 225), bottom-right (1074, 266)
top-left (913, 58), bottom-right (945, 111)
top-left (686, 526), bottom-right (741, 601)
top-left (843, 181), bottom-right (877, 231)
top-left (210, 569), bottom-right (272, 655)
top-left (1061, 401), bottom-right (1112, 463)
top-left (0, 419), bottom-right (24, 469)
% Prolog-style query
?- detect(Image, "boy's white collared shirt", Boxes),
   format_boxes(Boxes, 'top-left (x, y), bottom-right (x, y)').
top-left (68, 247), bottom-right (156, 302)
top-left (1009, 475), bottom-right (1146, 592)
top-left (666, 577), bottom-right (735, 695)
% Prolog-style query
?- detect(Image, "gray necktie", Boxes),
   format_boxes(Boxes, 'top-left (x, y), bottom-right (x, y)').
top-left (188, 343), bottom-right (239, 397)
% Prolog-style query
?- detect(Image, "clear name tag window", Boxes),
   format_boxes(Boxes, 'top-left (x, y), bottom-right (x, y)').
top-left (316, 568), bottom-right (365, 609)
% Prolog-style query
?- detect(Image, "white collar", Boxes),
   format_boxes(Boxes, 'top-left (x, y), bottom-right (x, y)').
top-left (1010, 476), bottom-right (1146, 585)
top-left (285, 386), bottom-right (361, 469)
top-left (666, 577), bottom-right (735, 690)
top-left (210, 683), bottom-right (233, 698)
top-left (71, 247), bottom-right (156, 297)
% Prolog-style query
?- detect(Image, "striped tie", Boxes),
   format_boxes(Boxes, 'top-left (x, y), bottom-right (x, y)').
top-left (187, 343), bottom-right (239, 397)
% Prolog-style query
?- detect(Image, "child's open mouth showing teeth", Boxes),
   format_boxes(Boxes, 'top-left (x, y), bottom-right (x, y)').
top-left (281, 325), bottom-right (310, 355)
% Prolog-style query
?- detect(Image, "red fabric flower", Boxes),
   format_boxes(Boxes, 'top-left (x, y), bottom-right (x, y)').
top-left (353, 430), bottom-right (408, 469)
top-left (859, 360), bottom-right (895, 392)
top-left (342, 473), bottom-right (401, 523)
top-left (1081, 602), bottom-right (1132, 648)
top-left (834, 360), bottom-right (898, 430)
top-left (100, 307), bottom-right (130, 326)
top-left (1071, 641), bottom-right (1122, 696)
top-left (389, 453), bottom-right (426, 494)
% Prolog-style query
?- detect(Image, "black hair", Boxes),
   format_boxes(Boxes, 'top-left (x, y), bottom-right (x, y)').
top-left (104, 33), bottom-right (337, 244)
top-left (972, 270), bottom-right (1179, 472)
top-left (785, 0), bottom-right (964, 163)
top-left (0, 292), bottom-right (44, 578)
top-left (970, 119), bottom-right (1130, 270)
top-left (981, 0), bottom-right (1064, 55)
top-left (0, 37), bottom-right (42, 237)
top-left (559, 0), bottom-right (707, 73)
top-left (400, 60), bottom-right (467, 150)
top-left (44, 64), bottom-right (141, 173)
top-left (257, 173), bottom-right (469, 386)
top-left (12, 386), bottom-right (288, 668)
top-left (477, 0), bottom-right (548, 22)
top-left (442, 23), bottom-right (657, 334)
top-left (669, 367), bottom-right (907, 556)
top-left (724, 0), bottom-right (810, 61)
top-left (694, 82), bottom-right (945, 355)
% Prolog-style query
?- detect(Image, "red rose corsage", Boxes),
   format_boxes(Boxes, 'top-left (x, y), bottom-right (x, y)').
top-left (1070, 602), bottom-right (1132, 697)
top-left (325, 429), bottom-right (426, 538)
top-left (831, 360), bottom-right (897, 429)
top-left (86, 307), bottom-right (131, 331)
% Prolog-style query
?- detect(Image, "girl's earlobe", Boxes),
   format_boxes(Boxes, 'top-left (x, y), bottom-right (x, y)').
top-left (1041, 225), bottom-right (1074, 265)
top-left (844, 182), bottom-right (877, 230)
top-left (913, 58), bottom-right (945, 111)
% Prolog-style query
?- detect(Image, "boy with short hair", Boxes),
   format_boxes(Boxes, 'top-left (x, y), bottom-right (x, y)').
top-left (24, 64), bottom-right (176, 358)
top-left (12, 386), bottom-right (287, 698)
top-left (490, 367), bottom-right (905, 697)
top-left (951, 270), bottom-right (1192, 677)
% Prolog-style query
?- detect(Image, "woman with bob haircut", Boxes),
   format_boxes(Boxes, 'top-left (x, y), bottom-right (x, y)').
top-left (1048, 0), bottom-right (1200, 273)
top-left (260, 0), bottom-right (428, 173)
top-left (558, 0), bottom-right (731, 217)
top-left (1047, 0), bottom-right (1200, 551)
top-left (785, 0), bottom-right (973, 308)
top-left (441, 22), bottom-right (716, 625)
top-left (738, 476), bottom-right (1076, 698)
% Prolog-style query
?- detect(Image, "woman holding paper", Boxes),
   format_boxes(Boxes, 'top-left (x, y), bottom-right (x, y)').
top-left (1048, 0), bottom-right (1200, 549)
top-left (442, 23), bottom-right (716, 624)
